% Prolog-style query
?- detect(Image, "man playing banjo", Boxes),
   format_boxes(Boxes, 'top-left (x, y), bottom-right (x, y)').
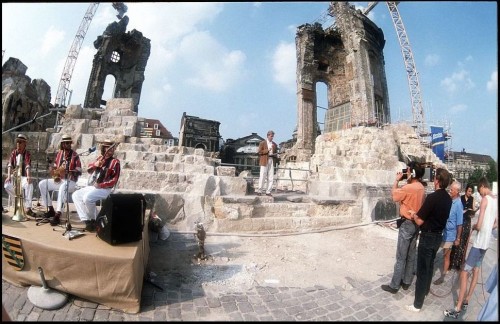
top-left (72, 139), bottom-right (120, 232)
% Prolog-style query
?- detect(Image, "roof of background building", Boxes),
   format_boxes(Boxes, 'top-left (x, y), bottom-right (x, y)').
top-left (452, 151), bottom-right (495, 164)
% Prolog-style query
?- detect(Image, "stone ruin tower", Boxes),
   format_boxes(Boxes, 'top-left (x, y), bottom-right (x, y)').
top-left (84, 15), bottom-right (151, 113)
top-left (292, 2), bottom-right (390, 162)
top-left (1, 58), bottom-right (53, 134)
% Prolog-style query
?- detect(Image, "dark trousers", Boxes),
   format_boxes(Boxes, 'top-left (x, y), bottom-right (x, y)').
top-left (414, 232), bottom-right (442, 309)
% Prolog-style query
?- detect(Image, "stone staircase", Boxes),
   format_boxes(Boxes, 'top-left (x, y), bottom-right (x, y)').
top-left (111, 141), bottom-right (364, 233)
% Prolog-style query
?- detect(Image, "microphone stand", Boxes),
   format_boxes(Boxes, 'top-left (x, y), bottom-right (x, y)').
top-left (35, 156), bottom-right (53, 226)
top-left (61, 151), bottom-right (84, 239)
top-left (63, 155), bottom-right (72, 233)
top-left (35, 133), bottom-right (41, 208)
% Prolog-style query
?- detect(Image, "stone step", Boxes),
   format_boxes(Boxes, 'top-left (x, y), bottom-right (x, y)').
top-left (212, 214), bottom-right (361, 233)
top-left (112, 189), bottom-right (362, 233)
top-left (121, 160), bottom-right (215, 174)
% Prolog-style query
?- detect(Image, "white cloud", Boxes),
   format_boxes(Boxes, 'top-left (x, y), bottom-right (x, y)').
top-left (424, 54), bottom-right (440, 67)
top-left (487, 70), bottom-right (497, 93)
top-left (125, 3), bottom-right (223, 47)
top-left (449, 103), bottom-right (467, 114)
top-left (178, 30), bottom-right (246, 92)
top-left (440, 69), bottom-right (475, 94)
top-left (272, 41), bottom-right (296, 91)
top-left (40, 26), bottom-right (65, 57)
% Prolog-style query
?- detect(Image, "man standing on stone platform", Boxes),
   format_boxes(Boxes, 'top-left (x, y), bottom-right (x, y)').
top-left (257, 130), bottom-right (278, 197)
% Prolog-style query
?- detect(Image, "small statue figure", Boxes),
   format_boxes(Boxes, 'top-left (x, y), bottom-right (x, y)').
top-left (194, 222), bottom-right (206, 260)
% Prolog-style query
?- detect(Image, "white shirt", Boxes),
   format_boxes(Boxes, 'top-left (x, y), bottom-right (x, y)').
top-left (267, 140), bottom-right (273, 153)
top-left (473, 195), bottom-right (498, 250)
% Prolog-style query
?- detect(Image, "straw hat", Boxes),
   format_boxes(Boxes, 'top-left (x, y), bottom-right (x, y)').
top-left (15, 134), bottom-right (28, 143)
top-left (60, 134), bottom-right (73, 143)
top-left (101, 139), bottom-right (115, 147)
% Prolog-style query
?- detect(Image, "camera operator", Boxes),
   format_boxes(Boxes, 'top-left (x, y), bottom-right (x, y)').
top-left (381, 161), bottom-right (425, 294)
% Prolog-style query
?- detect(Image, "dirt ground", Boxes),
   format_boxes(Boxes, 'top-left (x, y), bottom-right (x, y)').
top-left (147, 222), bottom-right (400, 293)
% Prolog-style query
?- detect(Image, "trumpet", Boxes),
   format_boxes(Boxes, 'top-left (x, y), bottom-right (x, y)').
top-left (12, 153), bottom-right (27, 222)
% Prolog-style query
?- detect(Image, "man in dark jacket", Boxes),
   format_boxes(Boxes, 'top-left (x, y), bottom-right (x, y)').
top-left (405, 168), bottom-right (452, 313)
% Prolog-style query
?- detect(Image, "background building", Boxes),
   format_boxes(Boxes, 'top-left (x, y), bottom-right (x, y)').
top-left (179, 112), bottom-right (221, 153)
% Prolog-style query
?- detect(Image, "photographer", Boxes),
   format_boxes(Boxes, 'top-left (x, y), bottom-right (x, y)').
top-left (381, 161), bottom-right (425, 294)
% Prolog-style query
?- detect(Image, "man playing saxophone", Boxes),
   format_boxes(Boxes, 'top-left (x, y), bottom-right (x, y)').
top-left (38, 134), bottom-right (82, 225)
top-left (4, 134), bottom-right (35, 216)
top-left (72, 139), bottom-right (120, 232)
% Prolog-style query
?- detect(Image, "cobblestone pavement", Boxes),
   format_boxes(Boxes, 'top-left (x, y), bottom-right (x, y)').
top-left (2, 230), bottom-right (497, 322)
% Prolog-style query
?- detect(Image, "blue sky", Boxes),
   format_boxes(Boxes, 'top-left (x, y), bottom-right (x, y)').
top-left (2, 2), bottom-right (497, 161)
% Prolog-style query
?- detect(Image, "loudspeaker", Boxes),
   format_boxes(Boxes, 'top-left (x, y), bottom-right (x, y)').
top-left (96, 193), bottom-right (145, 245)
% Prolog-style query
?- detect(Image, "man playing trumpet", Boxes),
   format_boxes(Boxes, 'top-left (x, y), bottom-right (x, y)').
top-left (38, 134), bottom-right (82, 225)
top-left (72, 139), bottom-right (120, 232)
top-left (4, 134), bottom-right (35, 216)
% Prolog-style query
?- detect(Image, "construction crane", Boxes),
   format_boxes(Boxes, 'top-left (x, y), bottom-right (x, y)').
top-left (54, 3), bottom-right (100, 109)
top-left (364, 1), bottom-right (428, 142)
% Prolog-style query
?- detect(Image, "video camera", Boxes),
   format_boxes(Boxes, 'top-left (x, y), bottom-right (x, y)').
top-left (401, 163), bottom-right (435, 182)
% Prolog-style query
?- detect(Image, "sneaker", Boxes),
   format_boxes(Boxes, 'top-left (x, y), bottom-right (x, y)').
top-left (405, 304), bottom-right (421, 313)
top-left (401, 281), bottom-right (410, 290)
top-left (444, 308), bottom-right (460, 319)
top-left (462, 301), bottom-right (468, 311)
top-left (25, 208), bottom-right (35, 217)
top-left (266, 193), bottom-right (273, 197)
top-left (381, 284), bottom-right (398, 294)
top-left (50, 212), bottom-right (61, 226)
top-left (433, 276), bottom-right (445, 285)
top-left (85, 220), bottom-right (96, 232)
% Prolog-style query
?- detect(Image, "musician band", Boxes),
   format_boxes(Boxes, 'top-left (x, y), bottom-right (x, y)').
top-left (4, 134), bottom-right (121, 232)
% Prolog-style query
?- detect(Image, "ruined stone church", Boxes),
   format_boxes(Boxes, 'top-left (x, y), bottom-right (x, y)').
top-left (2, 2), bottom-right (443, 233)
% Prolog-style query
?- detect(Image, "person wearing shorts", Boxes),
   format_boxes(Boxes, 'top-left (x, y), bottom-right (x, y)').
top-left (444, 177), bottom-right (498, 319)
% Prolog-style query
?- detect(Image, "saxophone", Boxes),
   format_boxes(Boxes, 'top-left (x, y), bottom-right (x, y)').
top-left (51, 160), bottom-right (67, 183)
top-left (12, 153), bottom-right (27, 222)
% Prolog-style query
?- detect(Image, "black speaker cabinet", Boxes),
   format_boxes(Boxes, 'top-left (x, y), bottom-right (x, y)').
top-left (96, 193), bottom-right (145, 245)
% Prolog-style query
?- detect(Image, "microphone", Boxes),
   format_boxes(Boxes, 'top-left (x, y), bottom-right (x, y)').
top-left (88, 146), bottom-right (97, 153)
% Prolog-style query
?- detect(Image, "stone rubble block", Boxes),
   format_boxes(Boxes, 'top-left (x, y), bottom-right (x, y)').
top-left (308, 181), bottom-right (358, 199)
top-left (194, 148), bottom-right (205, 156)
top-left (253, 203), bottom-right (308, 219)
top-left (183, 163), bottom-right (214, 175)
top-left (118, 170), bottom-right (190, 192)
top-left (213, 200), bottom-right (255, 221)
top-left (105, 98), bottom-right (135, 116)
top-left (153, 162), bottom-right (175, 172)
top-left (216, 177), bottom-right (247, 196)
top-left (216, 166), bottom-right (236, 177)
